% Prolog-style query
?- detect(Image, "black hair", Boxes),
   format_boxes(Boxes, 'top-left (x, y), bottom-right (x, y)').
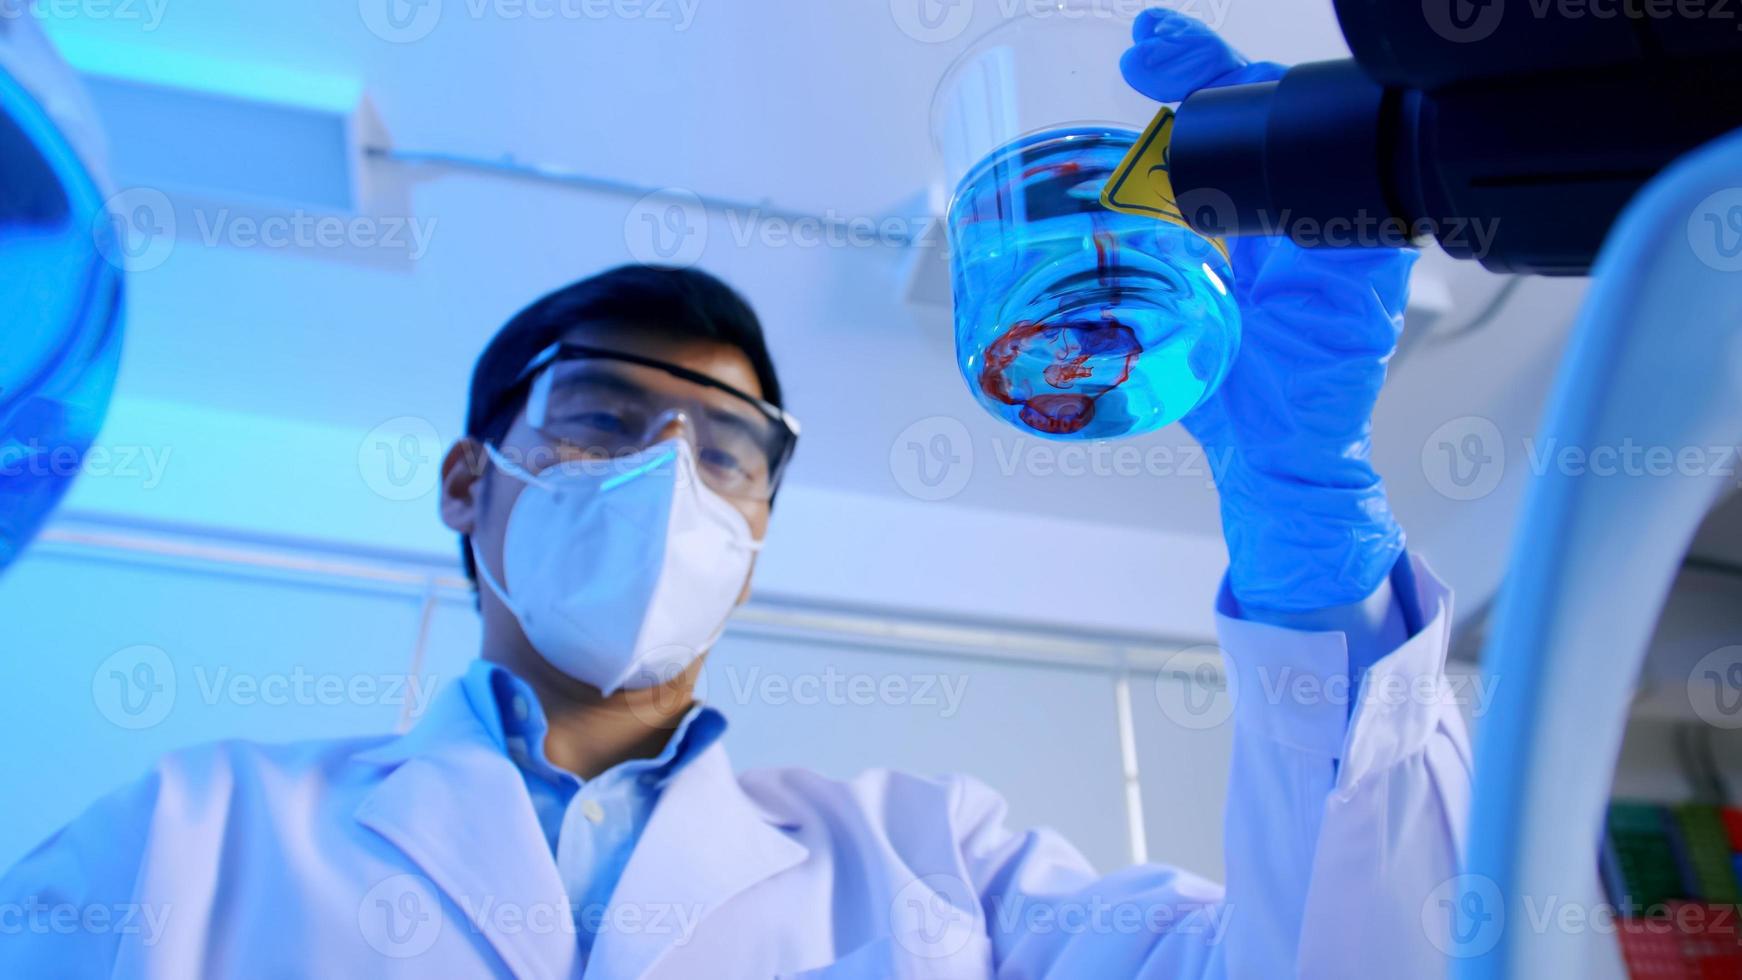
top-left (459, 264), bottom-right (782, 582)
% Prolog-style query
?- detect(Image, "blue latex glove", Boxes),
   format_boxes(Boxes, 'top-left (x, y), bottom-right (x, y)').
top-left (1122, 9), bottom-right (1416, 614)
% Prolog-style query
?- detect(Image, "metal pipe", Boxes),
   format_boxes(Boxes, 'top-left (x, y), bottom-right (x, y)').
top-left (368, 145), bottom-right (920, 248)
top-left (33, 519), bottom-right (1217, 678)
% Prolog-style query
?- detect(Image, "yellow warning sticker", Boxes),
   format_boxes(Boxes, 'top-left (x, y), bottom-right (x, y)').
top-left (1100, 106), bottom-right (1230, 265)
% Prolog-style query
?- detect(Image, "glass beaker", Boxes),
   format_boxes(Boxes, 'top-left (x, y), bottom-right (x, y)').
top-left (0, 24), bottom-right (124, 574)
top-left (930, 4), bottom-right (1239, 440)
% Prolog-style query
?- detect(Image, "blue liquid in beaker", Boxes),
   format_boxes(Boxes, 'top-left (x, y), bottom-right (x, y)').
top-left (947, 127), bottom-right (1240, 439)
top-left (0, 235), bottom-right (121, 572)
top-left (0, 71), bottom-right (125, 574)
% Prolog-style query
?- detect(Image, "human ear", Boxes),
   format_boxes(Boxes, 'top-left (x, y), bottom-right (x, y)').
top-left (439, 438), bottom-right (487, 535)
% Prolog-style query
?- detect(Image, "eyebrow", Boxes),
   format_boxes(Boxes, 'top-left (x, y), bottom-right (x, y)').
top-left (556, 373), bottom-right (650, 401)
top-left (703, 404), bottom-right (767, 443)
top-left (559, 369), bottom-right (769, 441)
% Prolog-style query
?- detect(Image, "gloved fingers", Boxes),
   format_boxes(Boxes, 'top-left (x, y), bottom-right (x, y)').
top-left (1120, 8), bottom-right (1285, 103)
top-left (1229, 236), bottom-right (1396, 331)
top-left (1237, 290), bottom-right (1406, 374)
top-left (1239, 245), bottom-right (1418, 337)
top-left (1129, 6), bottom-right (1182, 44)
top-left (1227, 233), bottom-right (1288, 286)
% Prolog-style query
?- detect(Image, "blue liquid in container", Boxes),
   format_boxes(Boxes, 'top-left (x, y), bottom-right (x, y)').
top-left (947, 127), bottom-right (1240, 440)
top-left (0, 298), bottom-right (121, 573)
top-left (0, 64), bottom-right (125, 574)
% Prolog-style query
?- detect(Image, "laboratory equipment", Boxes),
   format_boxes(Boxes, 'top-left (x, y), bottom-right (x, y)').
top-left (931, 8), bottom-right (1239, 440)
top-left (1456, 126), bottom-right (1742, 978)
top-left (1121, 10), bottom-right (1414, 614)
top-left (1129, 7), bottom-right (1742, 975)
top-left (0, 17), bottom-right (124, 574)
top-left (1159, 2), bottom-right (1742, 273)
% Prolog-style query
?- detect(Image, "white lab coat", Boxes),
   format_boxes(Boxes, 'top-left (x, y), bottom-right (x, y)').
top-left (0, 556), bottom-right (1470, 978)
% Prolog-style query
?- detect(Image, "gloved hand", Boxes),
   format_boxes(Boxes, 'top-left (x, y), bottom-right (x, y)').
top-left (1122, 9), bottom-right (1416, 614)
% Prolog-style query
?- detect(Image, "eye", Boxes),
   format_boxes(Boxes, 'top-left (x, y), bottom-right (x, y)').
top-left (568, 411), bottom-right (627, 434)
top-left (698, 445), bottom-right (774, 500)
top-left (698, 446), bottom-right (745, 475)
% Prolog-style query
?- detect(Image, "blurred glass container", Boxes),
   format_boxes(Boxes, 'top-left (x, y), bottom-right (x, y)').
top-left (0, 15), bottom-right (125, 573)
top-left (930, 4), bottom-right (1238, 440)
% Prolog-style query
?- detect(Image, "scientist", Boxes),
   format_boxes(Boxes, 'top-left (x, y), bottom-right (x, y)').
top-left (0, 12), bottom-right (1470, 979)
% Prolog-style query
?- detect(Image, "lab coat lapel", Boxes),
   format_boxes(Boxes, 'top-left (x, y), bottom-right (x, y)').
top-left (587, 741), bottom-right (808, 979)
top-left (354, 683), bottom-right (582, 979)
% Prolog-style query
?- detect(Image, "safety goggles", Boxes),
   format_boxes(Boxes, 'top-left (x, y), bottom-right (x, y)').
top-left (505, 343), bottom-right (800, 503)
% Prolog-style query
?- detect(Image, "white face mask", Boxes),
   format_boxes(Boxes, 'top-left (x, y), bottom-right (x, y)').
top-left (473, 438), bottom-right (761, 695)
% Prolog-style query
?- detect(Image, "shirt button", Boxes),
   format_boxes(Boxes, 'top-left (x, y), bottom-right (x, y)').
top-left (581, 799), bottom-right (605, 824)
top-left (511, 695), bottom-right (530, 724)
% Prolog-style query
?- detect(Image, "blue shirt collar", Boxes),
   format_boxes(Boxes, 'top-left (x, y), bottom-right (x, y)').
top-left (459, 658), bottom-right (724, 790)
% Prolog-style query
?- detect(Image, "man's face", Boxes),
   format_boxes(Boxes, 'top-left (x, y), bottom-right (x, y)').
top-left (440, 322), bottom-right (773, 676)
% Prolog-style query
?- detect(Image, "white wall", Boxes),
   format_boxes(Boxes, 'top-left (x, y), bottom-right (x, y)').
top-left (0, 523), bottom-right (1237, 879)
